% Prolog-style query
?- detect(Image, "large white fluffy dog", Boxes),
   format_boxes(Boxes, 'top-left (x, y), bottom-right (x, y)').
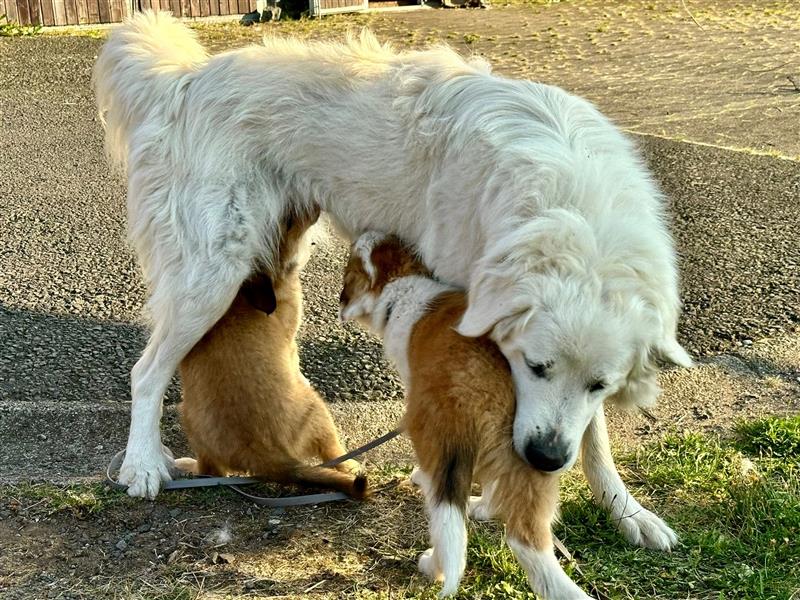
top-left (95, 12), bottom-right (691, 550)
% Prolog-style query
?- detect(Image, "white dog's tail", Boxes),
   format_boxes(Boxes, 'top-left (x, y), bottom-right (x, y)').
top-left (93, 10), bottom-right (207, 170)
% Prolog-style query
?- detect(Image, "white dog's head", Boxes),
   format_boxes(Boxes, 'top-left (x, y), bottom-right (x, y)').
top-left (457, 210), bottom-right (692, 473)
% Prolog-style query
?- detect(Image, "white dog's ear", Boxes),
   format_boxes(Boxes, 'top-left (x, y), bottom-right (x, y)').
top-left (613, 338), bottom-right (692, 410)
top-left (612, 350), bottom-right (661, 409)
top-left (456, 274), bottom-right (526, 338)
top-left (657, 337), bottom-right (693, 368)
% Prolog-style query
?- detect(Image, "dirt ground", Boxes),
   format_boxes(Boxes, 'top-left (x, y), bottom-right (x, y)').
top-left (1, 0), bottom-right (799, 598)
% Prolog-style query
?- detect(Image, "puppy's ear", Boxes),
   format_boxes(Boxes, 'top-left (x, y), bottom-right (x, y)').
top-left (456, 271), bottom-right (526, 339)
top-left (352, 232), bottom-right (389, 285)
top-left (242, 273), bottom-right (277, 315)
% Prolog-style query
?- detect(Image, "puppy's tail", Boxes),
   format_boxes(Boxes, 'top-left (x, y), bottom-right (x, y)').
top-left (93, 10), bottom-right (207, 169)
top-left (283, 465), bottom-right (369, 500)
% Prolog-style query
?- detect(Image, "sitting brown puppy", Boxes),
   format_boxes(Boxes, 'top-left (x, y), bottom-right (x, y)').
top-left (176, 208), bottom-right (367, 499)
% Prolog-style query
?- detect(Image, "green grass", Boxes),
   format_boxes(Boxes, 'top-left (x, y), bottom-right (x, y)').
top-left (0, 14), bottom-right (42, 36)
top-left (736, 415), bottom-right (800, 460)
top-left (445, 417), bottom-right (800, 599)
top-left (1, 482), bottom-right (133, 516)
top-left (2, 418), bottom-right (797, 598)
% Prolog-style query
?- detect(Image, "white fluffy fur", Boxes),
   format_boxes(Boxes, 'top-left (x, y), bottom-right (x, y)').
top-left (95, 11), bottom-right (689, 498)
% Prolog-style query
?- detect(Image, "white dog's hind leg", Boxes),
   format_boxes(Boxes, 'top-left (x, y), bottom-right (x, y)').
top-left (121, 265), bottom-right (247, 499)
top-left (508, 538), bottom-right (592, 600)
top-left (467, 479), bottom-right (496, 521)
top-left (581, 407), bottom-right (678, 550)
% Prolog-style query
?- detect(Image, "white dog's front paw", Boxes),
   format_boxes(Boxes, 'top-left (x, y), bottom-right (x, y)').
top-left (119, 445), bottom-right (175, 499)
top-left (417, 547), bottom-right (442, 581)
top-left (616, 506), bottom-right (678, 551)
top-left (467, 495), bottom-right (493, 521)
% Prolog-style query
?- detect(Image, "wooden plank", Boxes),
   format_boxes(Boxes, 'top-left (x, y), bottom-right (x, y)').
top-left (237, 0), bottom-right (245, 14)
top-left (28, 0), bottom-right (41, 24)
top-left (2, 0), bottom-right (15, 23)
top-left (40, 0), bottom-right (55, 25)
top-left (52, 0), bottom-right (66, 23)
top-left (106, 0), bottom-right (118, 23)
top-left (96, 0), bottom-right (109, 22)
top-left (86, 0), bottom-right (99, 22)
top-left (207, 0), bottom-right (217, 16)
top-left (188, 0), bottom-right (198, 17)
top-left (15, 0), bottom-right (30, 25)
top-left (6, 0), bottom-right (19, 24)
top-left (74, 0), bottom-right (87, 23)
top-left (63, 0), bottom-right (77, 23)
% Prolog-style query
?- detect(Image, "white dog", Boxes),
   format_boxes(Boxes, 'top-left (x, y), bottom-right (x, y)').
top-left (94, 12), bottom-right (690, 551)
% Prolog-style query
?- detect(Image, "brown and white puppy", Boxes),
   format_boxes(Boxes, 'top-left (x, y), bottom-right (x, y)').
top-left (340, 232), bottom-right (589, 599)
top-left (175, 209), bottom-right (367, 499)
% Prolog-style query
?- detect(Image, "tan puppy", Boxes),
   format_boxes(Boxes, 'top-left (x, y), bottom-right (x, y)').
top-left (176, 209), bottom-right (367, 499)
top-left (340, 232), bottom-right (588, 599)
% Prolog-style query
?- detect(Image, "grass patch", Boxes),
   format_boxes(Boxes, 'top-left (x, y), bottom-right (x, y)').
top-left (736, 415), bottom-right (800, 460)
top-left (2, 419), bottom-right (797, 598)
top-left (0, 482), bottom-right (133, 516)
top-left (0, 14), bottom-right (42, 36)
top-left (426, 418), bottom-right (800, 599)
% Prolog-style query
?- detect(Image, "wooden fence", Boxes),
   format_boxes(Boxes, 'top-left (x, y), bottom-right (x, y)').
top-left (0, 0), bottom-right (258, 26)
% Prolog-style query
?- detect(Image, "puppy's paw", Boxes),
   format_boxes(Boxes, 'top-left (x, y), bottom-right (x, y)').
top-left (174, 457), bottom-right (199, 475)
top-left (119, 445), bottom-right (175, 499)
top-left (616, 507), bottom-right (678, 551)
top-left (417, 548), bottom-right (442, 581)
top-left (467, 495), bottom-right (493, 521)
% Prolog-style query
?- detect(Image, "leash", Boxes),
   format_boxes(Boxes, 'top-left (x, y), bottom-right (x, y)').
top-left (106, 428), bottom-right (402, 507)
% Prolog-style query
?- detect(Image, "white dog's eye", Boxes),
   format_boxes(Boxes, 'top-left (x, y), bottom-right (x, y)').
top-left (588, 380), bottom-right (606, 393)
top-left (525, 359), bottom-right (549, 378)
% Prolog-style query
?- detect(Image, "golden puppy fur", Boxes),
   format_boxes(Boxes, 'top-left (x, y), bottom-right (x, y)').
top-left (176, 209), bottom-right (367, 499)
top-left (340, 235), bottom-right (584, 598)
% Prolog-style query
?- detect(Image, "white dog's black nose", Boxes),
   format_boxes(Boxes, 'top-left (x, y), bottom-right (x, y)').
top-left (524, 440), bottom-right (568, 472)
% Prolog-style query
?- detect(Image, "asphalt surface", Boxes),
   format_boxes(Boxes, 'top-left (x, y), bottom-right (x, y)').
top-left (0, 33), bottom-right (798, 480)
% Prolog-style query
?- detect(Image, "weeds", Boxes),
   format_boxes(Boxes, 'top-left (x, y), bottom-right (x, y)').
top-left (0, 14), bottom-right (41, 36)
